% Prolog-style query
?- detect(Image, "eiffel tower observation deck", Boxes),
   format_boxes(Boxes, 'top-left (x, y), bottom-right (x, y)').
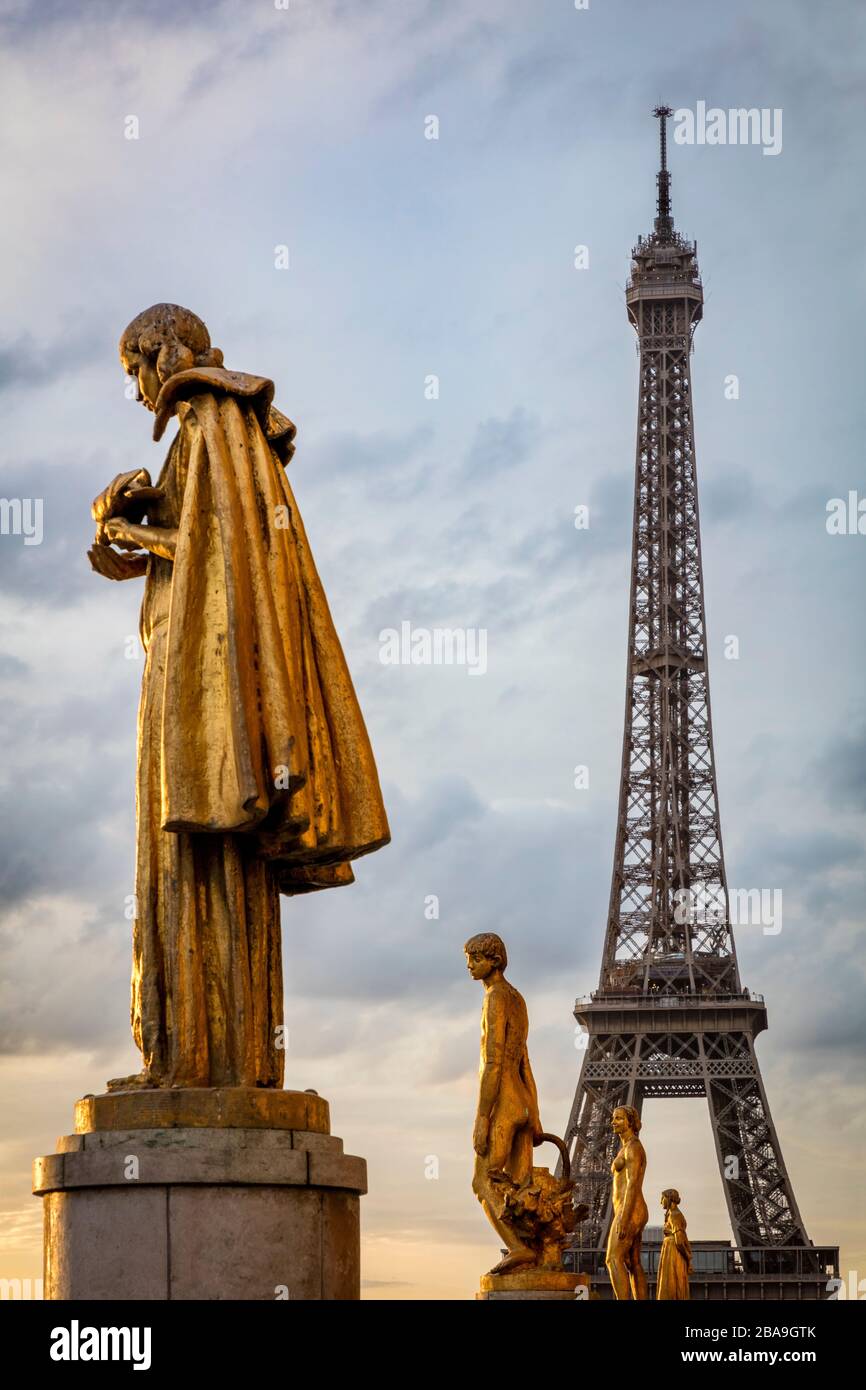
top-left (561, 109), bottom-right (838, 1300)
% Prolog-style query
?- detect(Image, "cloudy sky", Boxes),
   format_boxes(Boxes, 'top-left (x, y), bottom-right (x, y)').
top-left (1, 0), bottom-right (864, 1299)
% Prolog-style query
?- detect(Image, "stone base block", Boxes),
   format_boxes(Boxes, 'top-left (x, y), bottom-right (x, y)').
top-left (74, 1086), bottom-right (330, 1135)
top-left (34, 1097), bottom-right (366, 1300)
top-left (476, 1270), bottom-right (590, 1301)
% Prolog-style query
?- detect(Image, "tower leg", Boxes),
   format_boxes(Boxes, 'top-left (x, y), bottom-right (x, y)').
top-left (702, 1034), bottom-right (810, 1260)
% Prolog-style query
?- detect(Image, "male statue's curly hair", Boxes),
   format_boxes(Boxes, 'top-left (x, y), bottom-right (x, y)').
top-left (615, 1103), bottom-right (642, 1134)
top-left (120, 303), bottom-right (224, 384)
top-left (463, 932), bottom-right (507, 970)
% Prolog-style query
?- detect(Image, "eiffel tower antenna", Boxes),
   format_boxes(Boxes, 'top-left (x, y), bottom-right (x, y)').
top-left (652, 103), bottom-right (674, 238)
top-left (560, 110), bottom-right (838, 1299)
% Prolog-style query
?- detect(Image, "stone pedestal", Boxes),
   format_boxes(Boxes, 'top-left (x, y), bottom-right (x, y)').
top-left (33, 1089), bottom-right (366, 1301)
top-left (476, 1270), bottom-right (590, 1301)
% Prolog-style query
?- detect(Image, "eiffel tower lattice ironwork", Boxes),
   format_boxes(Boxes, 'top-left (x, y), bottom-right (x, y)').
top-left (561, 109), bottom-right (835, 1299)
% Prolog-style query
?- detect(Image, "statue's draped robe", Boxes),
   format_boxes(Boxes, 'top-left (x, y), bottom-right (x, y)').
top-left (132, 369), bottom-right (389, 1087)
top-left (656, 1208), bottom-right (691, 1300)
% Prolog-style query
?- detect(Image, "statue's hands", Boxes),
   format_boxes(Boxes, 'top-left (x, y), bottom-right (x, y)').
top-left (473, 1115), bottom-right (490, 1157)
top-left (530, 1113), bottom-right (544, 1145)
top-left (88, 512), bottom-right (151, 579)
top-left (102, 517), bottom-right (145, 551)
top-left (91, 470), bottom-right (153, 525)
top-left (87, 543), bottom-right (148, 581)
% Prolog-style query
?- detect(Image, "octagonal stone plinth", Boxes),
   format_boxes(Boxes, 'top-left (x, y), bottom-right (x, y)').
top-left (34, 1092), bottom-right (366, 1301)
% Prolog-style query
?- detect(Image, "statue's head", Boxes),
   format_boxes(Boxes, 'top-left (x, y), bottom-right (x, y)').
top-left (119, 303), bottom-right (224, 412)
top-left (464, 931), bottom-right (507, 981)
top-left (660, 1188), bottom-right (680, 1210)
top-left (611, 1104), bottom-right (641, 1138)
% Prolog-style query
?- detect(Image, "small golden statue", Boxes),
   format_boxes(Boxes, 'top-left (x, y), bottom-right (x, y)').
top-left (656, 1188), bottom-right (692, 1300)
top-left (606, 1104), bottom-right (649, 1299)
top-left (89, 304), bottom-right (390, 1092)
top-left (465, 933), bottom-right (585, 1278)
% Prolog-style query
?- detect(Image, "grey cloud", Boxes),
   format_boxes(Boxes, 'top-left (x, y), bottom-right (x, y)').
top-left (371, 12), bottom-right (501, 119)
top-left (700, 467), bottom-right (761, 524)
top-left (0, 454), bottom-right (114, 605)
top-left (361, 565), bottom-right (577, 647)
top-left (363, 580), bottom-right (488, 634)
top-left (442, 504), bottom-right (494, 551)
top-left (0, 684), bottom-right (136, 910)
top-left (0, 335), bottom-right (63, 392)
top-left (748, 828), bottom-right (863, 878)
top-left (506, 469), bottom-right (632, 585)
top-left (0, 0), bottom-right (231, 41)
top-left (402, 776), bottom-right (485, 855)
top-left (814, 725), bottom-right (866, 812)
top-left (424, 1021), bottom-right (479, 1086)
top-left (0, 903), bottom-right (131, 1056)
top-left (182, 27), bottom-right (278, 103)
top-left (462, 408), bottom-right (539, 481)
top-left (303, 425), bottom-right (434, 504)
top-left (0, 321), bottom-right (109, 394)
top-left (282, 778), bottom-right (604, 1009)
top-left (0, 653), bottom-right (29, 678)
top-left (802, 984), bottom-right (866, 1055)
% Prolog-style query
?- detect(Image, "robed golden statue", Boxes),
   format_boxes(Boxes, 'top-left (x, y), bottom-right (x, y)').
top-left (656, 1188), bottom-right (692, 1300)
top-left (88, 304), bottom-right (389, 1091)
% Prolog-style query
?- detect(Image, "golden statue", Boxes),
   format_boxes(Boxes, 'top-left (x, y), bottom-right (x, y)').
top-left (88, 304), bottom-right (390, 1091)
top-left (465, 933), bottom-right (585, 1276)
top-left (606, 1104), bottom-right (649, 1299)
top-left (657, 1188), bottom-right (692, 1300)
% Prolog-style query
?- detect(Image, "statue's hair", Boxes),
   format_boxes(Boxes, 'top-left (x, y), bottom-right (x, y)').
top-left (661, 1188), bottom-right (681, 1206)
top-left (120, 303), bottom-right (224, 384)
top-left (614, 1103), bottom-right (642, 1134)
top-left (463, 932), bottom-right (507, 970)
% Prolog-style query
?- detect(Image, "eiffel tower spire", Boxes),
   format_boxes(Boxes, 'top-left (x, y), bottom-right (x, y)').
top-left (560, 111), bottom-right (837, 1299)
top-left (652, 103), bottom-right (674, 239)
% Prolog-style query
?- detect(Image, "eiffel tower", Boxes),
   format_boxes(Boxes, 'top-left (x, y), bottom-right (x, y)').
top-left (562, 109), bottom-right (838, 1299)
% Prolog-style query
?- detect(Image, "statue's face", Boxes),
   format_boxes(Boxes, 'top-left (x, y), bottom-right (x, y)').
top-left (121, 346), bottom-right (161, 412)
top-left (465, 950), bottom-right (497, 981)
top-left (611, 1107), bottom-right (630, 1136)
top-left (660, 1192), bottom-right (669, 1209)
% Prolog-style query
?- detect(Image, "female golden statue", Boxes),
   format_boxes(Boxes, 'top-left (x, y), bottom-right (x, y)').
top-left (657, 1188), bottom-right (693, 1300)
top-left (605, 1104), bottom-right (649, 1299)
top-left (88, 304), bottom-right (389, 1091)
